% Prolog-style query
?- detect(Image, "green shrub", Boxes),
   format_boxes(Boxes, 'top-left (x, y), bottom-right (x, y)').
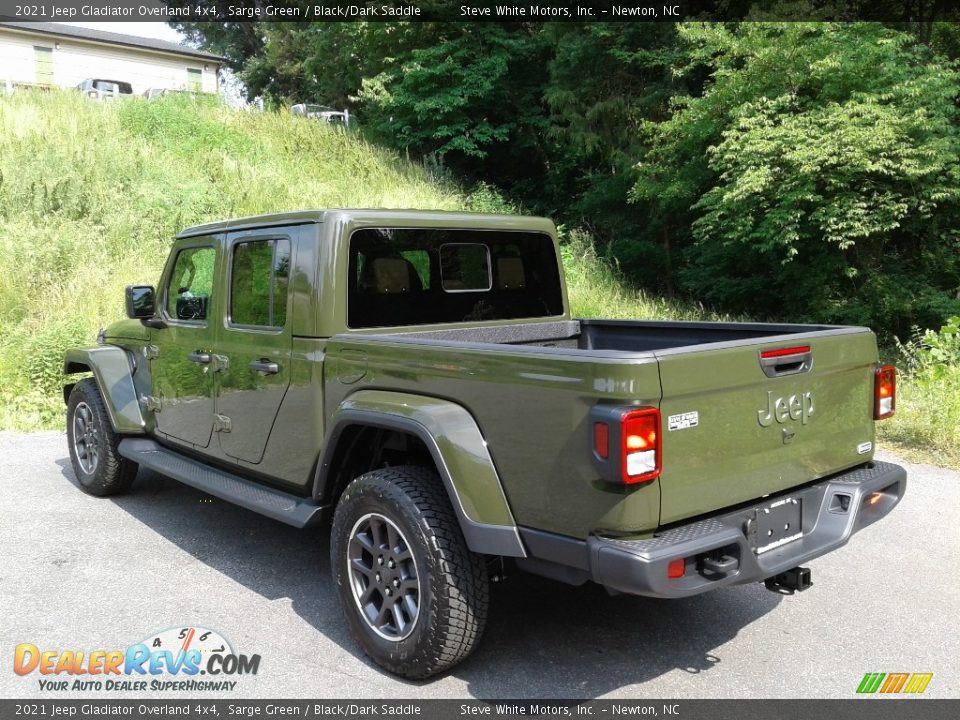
top-left (879, 317), bottom-right (960, 467)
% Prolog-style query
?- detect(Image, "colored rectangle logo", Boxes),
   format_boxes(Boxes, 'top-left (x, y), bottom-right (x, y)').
top-left (857, 672), bottom-right (932, 694)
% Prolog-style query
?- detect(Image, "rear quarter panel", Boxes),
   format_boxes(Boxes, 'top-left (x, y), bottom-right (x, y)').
top-left (324, 337), bottom-right (663, 539)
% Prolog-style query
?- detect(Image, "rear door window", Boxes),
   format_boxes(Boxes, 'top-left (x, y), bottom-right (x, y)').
top-left (229, 239), bottom-right (290, 328)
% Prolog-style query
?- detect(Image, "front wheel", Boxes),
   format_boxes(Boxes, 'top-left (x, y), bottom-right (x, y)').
top-left (66, 378), bottom-right (137, 496)
top-left (330, 466), bottom-right (489, 679)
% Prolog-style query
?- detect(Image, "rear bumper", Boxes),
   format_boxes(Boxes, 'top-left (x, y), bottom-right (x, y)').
top-left (584, 460), bottom-right (906, 598)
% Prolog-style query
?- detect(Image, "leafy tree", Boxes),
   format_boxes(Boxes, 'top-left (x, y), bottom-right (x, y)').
top-left (358, 24), bottom-right (550, 179)
top-left (634, 22), bottom-right (960, 336)
top-left (543, 23), bottom-right (690, 289)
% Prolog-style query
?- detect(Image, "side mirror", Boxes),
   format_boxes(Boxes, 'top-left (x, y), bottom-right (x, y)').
top-left (125, 285), bottom-right (156, 319)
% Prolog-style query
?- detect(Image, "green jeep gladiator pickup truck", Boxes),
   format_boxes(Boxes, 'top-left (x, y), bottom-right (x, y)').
top-left (64, 209), bottom-right (906, 678)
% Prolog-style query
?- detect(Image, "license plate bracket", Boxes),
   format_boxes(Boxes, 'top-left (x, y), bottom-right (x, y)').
top-left (754, 497), bottom-right (802, 554)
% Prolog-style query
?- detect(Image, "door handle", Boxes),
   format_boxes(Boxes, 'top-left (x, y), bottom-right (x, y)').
top-left (187, 351), bottom-right (211, 364)
top-left (249, 359), bottom-right (280, 375)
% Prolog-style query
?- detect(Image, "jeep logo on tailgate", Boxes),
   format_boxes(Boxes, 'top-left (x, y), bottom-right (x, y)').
top-left (758, 391), bottom-right (814, 427)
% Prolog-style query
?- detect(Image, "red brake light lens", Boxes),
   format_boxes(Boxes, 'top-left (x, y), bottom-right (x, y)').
top-left (874, 365), bottom-right (896, 420)
top-left (760, 345), bottom-right (810, 359)
top-left (622, 408), bottom-right (661, 484)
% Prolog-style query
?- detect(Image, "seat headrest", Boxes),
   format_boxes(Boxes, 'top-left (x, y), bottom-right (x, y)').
top-left (370, 257), bottom-right (422, 294)
top-left (496, 257), bottom-right (525, 290)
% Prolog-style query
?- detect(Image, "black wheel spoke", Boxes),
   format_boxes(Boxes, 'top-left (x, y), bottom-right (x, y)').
top-left (359, 585), bottom-right (377, 605)
top-left (390, 602), bottom-right (406, 634)
top-left (350, 557), bottom-right (373, 579)
top-left (369, 517), bottom-right (385, 549)
top-left (374, 601), bottom-right (392, 627)
top-left (400, 593), bottom-right (418, 621)
top-left (386, 523), bottom-right (400, 553)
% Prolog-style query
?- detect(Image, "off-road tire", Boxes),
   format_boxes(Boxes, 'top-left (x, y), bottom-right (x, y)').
top-left (66, 378), bottom-right (138, 497)
top-left (330, 465), bottom-right (489, 679)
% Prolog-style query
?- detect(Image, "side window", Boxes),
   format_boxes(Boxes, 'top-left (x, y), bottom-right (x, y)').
top-left (166, 246), bottom-right (215, 321)
top-left (230, 239), bottom-right (290, 328)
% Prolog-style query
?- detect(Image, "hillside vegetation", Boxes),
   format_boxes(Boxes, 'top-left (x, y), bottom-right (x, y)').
top-left (0, 90), bottom-right (460, 427)
top-left (0, 91), bottom-right (954, 469)
top-left (0, 91), bottom-right (716, 430)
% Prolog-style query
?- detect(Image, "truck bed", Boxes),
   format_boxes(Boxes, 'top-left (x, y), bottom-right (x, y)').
top-left (327, 318), bottom-right (878, 538)
top-left (391, 318), bottom-right (858, 353)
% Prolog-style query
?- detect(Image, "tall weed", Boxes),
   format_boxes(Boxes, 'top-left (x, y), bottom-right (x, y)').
top-left (879, 317), bottom-right (960, 467)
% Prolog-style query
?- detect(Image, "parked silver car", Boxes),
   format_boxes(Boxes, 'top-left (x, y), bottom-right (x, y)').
top-left (290, 103), bottom-right (351, 126)
top-left (143, 88), bottom-right (200, 100)
top-left (77, 78), bottom-right (133, 101)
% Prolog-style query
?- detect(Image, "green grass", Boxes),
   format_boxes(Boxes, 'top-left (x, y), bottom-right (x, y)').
top-left (561, 232), bottom-right (737, 323)
top-left (0, 90), bottom-right (463, 428)
top-left (877, 370), bottom-right (960, 468)
top-left (877, 321), bottom-right (960, 469)
top-left (1, 90), bottom-right (956, 472)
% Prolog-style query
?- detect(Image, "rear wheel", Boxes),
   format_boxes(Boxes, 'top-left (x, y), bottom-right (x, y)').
top-left (66, 378), bottom-right (137, 497)
top-left (330, 466), bottom-right (489, 679)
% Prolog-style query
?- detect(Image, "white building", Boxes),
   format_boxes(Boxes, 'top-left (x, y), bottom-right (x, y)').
top-left (0, 22), bottom-right (222, 96)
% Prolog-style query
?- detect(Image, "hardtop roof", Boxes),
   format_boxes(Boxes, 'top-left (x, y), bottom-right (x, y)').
top-left (175, 209), bottom-right (556, 239)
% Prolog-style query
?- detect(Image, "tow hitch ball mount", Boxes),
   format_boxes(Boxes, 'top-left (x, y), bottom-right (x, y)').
top-left (764, 566), bottom-right (813, 594)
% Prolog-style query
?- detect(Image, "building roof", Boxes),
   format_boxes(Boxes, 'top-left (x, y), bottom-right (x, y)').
top-left (0, 22), bottom-right (224, 63)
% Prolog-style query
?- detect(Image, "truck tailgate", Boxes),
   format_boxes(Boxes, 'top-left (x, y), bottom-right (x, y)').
top-left (655, 329), bottom-right (878, 525)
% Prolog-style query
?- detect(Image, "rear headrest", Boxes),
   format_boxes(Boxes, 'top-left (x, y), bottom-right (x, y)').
top-left (496, 257), bottom-right (525, 289)
top-left (370, 257), bottom-right (422, 294)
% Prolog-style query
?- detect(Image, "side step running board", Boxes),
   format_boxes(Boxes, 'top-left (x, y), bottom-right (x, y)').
top-left (118, 438), bottom-right (327, 528)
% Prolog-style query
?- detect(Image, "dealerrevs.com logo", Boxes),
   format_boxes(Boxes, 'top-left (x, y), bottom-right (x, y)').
top-left (13, 626), bottom-right (260, 692)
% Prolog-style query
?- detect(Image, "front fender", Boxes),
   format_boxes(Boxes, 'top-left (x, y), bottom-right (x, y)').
top-left (319, 390), bottom-right (525, 558)
top-left (64, 347), bottom-right (145, 434)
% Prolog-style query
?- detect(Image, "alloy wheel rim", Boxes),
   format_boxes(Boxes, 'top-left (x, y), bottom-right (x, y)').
top-left (347, 512), bottom-right (421, 641)
top-left (72, 402), bottom-right (100, 475)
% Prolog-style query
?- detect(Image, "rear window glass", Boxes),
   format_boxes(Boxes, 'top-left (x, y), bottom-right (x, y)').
top-left (348, 228), bottom-right (564, 328)
top-left (440, 244), bottom-right (491, 292)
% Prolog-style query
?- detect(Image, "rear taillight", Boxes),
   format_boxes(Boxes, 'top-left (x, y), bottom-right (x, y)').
top-left (591, 405), bottom-right (661, 485)
top-left (622, 408), bottom-right (661, 484)
top-left (874, 364), bottom-right (896, 420)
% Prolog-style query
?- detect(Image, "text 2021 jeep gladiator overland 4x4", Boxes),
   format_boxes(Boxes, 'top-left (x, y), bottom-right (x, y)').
top-left (64, 210), bottom-right (906, 678)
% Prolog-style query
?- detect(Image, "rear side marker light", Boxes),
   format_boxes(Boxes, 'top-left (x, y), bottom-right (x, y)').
top-left (667, 558), bottom-right (685, 579)
top-left (874, 364), bottom-right (896, 420)
top-left (593, 422), bottom-right (609, 460)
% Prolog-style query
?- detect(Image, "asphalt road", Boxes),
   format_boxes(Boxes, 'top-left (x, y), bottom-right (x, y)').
top-left (1, 431), bottom-right (957, 699)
